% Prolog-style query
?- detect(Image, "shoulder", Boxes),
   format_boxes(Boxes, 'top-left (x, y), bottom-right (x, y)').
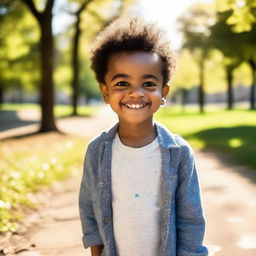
top-left (86, 123), bottom-right (118, 153)
top-left (83, 130), bottom-right (109, 169)
top-left (86, 130), bottom-right (108, 153)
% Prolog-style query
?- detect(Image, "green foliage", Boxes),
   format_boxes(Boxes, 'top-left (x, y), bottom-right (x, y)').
top-left (209, 10), bottom-right (255, 62)
top-left (0, 1), bottom-right (40, 92)
top-left (156, 107), bottom-right (256, 168)
top-left (173, 49), bottom-right (230, 93)
top-left (233, 62), bottom-right (252, 85)
top-left (216, 0), bottom-right (256, 32)
top-left (178, 3), bottom-right (215, 51)
top-left (0, 133), bottom-right (86, 233)
top-left (79, 57), bottom-right (101, 102)
top-left (177, 2), bottom-right (256, 104)
top-left (172, 50), bottom-right (199, 90)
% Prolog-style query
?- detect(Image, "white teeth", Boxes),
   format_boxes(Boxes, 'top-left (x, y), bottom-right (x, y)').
top-left (125, 103), bottom-right (146, 109)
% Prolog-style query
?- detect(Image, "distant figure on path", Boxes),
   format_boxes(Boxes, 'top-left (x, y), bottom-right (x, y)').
top-left (79, 16), bottom-right (208, 256)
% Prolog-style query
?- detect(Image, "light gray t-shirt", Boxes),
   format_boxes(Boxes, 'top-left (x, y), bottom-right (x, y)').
top-left (111, 133), bottom-right (162, 256)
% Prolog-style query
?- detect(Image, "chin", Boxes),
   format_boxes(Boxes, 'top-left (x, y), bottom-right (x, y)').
top-left (118, 116), bottom-right (153, 125)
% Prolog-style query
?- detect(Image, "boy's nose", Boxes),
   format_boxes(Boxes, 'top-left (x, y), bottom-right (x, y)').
top-left (128, 87), bottom-right (144, 98)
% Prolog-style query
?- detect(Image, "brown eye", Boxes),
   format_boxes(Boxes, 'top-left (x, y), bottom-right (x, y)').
top-left (115, 81), bottom-right (129, 87)
top-left (143, 81), bottom-right (156, 87)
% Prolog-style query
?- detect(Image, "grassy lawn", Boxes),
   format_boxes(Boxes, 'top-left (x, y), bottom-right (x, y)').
top-left (0, 103), bottom-right (101, 117)
top-left (0, 133), bottom-right (86, 233)
top-left (155, 107), bottom-right (256, 169)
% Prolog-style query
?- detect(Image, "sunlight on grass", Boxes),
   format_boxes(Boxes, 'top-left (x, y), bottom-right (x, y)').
top-left (186, 139), bottom-right (206, 150)
top-left (228, 138), bottom-right (244, 148)
top-left (155, 106), bottom-right (256, 169)
top-left (156, 107), bottom-right (256, 136)
top-left (54, 105), bottom-right (101, 117)
top-left (0, 103), bottom-right (101, 117)
top-left (0, 133), bottom-right (86, 233)
top-left (0, 103), bottom-right (40, 111)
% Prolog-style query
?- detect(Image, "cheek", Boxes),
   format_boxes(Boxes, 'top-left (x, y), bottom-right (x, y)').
top-left (108, 90), bottom-right (123, 100)
top-left (150, 90), bottom-right (163, 100)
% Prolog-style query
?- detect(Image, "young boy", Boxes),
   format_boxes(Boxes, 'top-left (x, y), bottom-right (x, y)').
top-left (79, 17), bottom-right (208, 256)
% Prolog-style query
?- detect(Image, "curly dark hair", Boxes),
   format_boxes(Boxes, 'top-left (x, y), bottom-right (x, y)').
top-left (90, 16), bottom-right (176, 85)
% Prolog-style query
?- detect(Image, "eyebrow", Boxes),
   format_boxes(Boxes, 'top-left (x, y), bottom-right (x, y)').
top-left (111, 73), bottom-right (130, 82)
top-left (142, 74), bottom-right (160, 82)
top-left (111, 73), bottom-right (160, 82)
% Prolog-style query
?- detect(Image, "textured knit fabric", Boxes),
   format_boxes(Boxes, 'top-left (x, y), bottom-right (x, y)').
top-left (79, 121), bottom-right (208, 256)
top-left (111, 134), bottom-right (161, 256)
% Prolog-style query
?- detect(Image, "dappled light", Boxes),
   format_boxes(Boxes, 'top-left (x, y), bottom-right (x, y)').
top-left (187, 126), bottom-right (256, 168)
top-left (1, 0), bottom-right (256, 255)
top-left (0, 133), bottom-right (85, 232)
top-left (228, 138), bottom-right (243, 148)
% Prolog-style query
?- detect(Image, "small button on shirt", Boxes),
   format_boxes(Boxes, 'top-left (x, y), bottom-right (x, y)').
top-left (111, 133), bottom-right (162, 256)
top-left (104, 216), bottom-right (111, 225)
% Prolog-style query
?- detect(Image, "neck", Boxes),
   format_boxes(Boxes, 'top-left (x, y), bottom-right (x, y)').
top-left (117, 119), bottom-right (157, 147)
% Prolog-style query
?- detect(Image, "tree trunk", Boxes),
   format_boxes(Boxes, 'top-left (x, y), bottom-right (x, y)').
top-left (70, 0), bottom-right (93, 116)
top-left (226, 67), bottom-right (234, 110)
top-left (71, 15), bottom-right (81, 116)
top-left (38, 13), bottom-right (58, 132)
top-left (249, 59), bottom-right (256, 110)
top-left (21, 0), bottom-right (57, 132)
top-left (198, 59), bottom-right (205, 113)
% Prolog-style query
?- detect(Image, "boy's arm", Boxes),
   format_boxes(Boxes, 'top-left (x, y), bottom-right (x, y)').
top-left (79, 145), bottom-right (104, 250)
top-left (90, 245), bottom-right (104, 256)
top-left (176, 146), bottom-right (208, 256)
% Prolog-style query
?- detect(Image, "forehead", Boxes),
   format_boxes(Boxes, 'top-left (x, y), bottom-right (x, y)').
top-left (106, 51), bottom-right (163, 81)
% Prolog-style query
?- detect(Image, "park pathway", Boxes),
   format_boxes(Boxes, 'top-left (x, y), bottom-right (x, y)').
top-left (2, 106), bottom-right (256, 256)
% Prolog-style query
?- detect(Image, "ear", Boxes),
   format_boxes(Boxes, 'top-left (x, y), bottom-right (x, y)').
top-left (99, 83), bottom-right (109, 104)
top-left (161, 84), bottom-right (170, 99)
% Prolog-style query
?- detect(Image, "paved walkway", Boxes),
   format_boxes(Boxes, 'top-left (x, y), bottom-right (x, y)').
top-left (1, 106), bottom-right (256, 256)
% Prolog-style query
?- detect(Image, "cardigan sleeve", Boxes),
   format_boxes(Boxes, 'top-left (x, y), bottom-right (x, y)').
top-left (79, 144), bottom-right (103, 248)
top-left (176, 143), bottom-right (208, 256)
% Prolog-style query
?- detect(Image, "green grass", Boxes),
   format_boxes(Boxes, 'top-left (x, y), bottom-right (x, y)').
top-left (0, 103), bottom-right (39, 111)
top-left (54, 105), bottom-right (101, 117)
top-left (0, 133), bottom-right (86, 233)
top-left (155, 107), bottom-right (256, 169)
top-left (0, 103), bottom-right (101, 117)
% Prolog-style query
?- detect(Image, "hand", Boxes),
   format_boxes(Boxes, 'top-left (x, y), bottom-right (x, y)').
top-left (90, 245), bottom-right (104, 256)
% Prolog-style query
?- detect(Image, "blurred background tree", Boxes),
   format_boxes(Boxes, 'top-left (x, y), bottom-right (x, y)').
top-left (175, 1), bottom-right (256, 111)
top-left (1, 0), bottom-right (134, 132)
top-left (20, 0), bottom-right (57, 132)
top-left (0, 1), bottom-right (40, 107)
top-left (177, 3), bottom-right (215, 112)
top-left (209, 10), bottom-right (256, 109)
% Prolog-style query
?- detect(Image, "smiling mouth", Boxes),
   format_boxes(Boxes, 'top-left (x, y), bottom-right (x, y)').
top-left (122, 103), bottom-right (149, 109)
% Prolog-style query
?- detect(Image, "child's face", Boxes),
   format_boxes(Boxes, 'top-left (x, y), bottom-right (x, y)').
top-left (100, 51), bottom-right (169, 125)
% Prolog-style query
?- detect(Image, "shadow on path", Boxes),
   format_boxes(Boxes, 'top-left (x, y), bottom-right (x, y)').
top-left (0, 110), bottom-right (39, 131)
top-left (201, 148), bottom-right (256, 185)
top-left (0, 110), bottom-right (96, 141)
top-left (187, 126), bottom-right (256, 185)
